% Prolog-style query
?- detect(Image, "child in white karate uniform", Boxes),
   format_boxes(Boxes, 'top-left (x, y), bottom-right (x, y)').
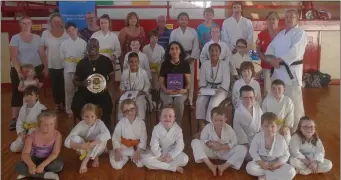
top-left (141, 106), bottom-right (189, 173)
top-left (64, 103), bottom-right (111, 174)
top-left (246, 112), bottom-right (296, 180)
top-left (289, 116), bottom-right (332, 175)
top-left (262, 79), bottom-right (294, 144)
top-left (110, 99), bottom-right (147, 169)
top-left (11, 86), bottom-right (46, 152)
top-left (191, 107), bottom-right (247, 176)
top-left (230, 38), bottom-right (252, 76)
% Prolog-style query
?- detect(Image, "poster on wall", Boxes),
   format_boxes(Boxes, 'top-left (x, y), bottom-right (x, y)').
top-left (59, 1), bottom-right (96, 29)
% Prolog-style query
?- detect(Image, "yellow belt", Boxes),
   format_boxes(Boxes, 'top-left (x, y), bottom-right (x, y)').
top-left (79, 141), bottom-right (89, 160)
top-left (23, 122), bottom-right (38, 130)
top-left (66, 57), bottom-right (81, 63)
top-left (150, 63), bottom-right (160, 76)
top-left (99, 49), bottom-right (113, 54)
top-left (275, 119), bottom-right (285, 126)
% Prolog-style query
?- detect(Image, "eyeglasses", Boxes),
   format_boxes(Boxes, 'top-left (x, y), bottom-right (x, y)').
top-left (301, 126), bottom-right (315, 130)
top-left (242, 96), bottom-right (254, 100)
top-left (236, 46), bottom-right (247, 48)
top-left (123, 107), bottom-right (136, 114)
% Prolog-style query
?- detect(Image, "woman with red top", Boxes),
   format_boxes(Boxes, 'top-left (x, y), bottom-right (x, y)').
top-left (256, 12), bottom-right (281, 96)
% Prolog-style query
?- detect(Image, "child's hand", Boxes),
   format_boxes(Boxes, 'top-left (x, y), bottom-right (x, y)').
top-left (28, 164), bottom-right (37, 175)
top-left (157, 155), bottom-right (166, 162)
top-left (132, 149), bottom-right (141, 163)
top-left (36, 164), bottom-right (45, 173)
top-left (302, 158), bottom-right (310, 167)
top-left (115, 148), bottom-right (123, 161)
top-left (280, 126), bottom-right (290, 136)
top-left (164, 155), bottom-right (174, 163)
top-left (259, 161), bottom-right (271, 170)
top-left (308, 161), bottom-right (318, 173)
top-left (269, 161), bottom-right (282, 170)
top-left (88, 141), bottom-right (98, 148)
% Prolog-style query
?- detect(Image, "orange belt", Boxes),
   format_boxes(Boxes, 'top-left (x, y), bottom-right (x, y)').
top-left (121, 137), bottom-right (140, 148)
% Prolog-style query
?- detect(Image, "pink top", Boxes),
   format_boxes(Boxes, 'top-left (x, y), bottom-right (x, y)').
top-left (30, 131), bottom-right (56, 158)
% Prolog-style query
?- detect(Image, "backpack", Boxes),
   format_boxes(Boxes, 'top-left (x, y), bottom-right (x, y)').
top-left (303, 70), bottom-right (331, 88)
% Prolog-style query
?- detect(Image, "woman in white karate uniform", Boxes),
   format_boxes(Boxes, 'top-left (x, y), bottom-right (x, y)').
top-left (289, 116), bottom-right (332, 175)
top-left (196, 43), bottom-right (230, 134)
top-left (192, 107), bottom-right (247, 176)
top-left (141, 106), bottom-right (189, 173)
top-left (119, 52), bottom-right (151, 121)
top-left (110, 99), bottom-right (147, 169)
top-left (64, 104), bottom-right (111, 174)
top-left (246, 112), bottom-right (296, 180)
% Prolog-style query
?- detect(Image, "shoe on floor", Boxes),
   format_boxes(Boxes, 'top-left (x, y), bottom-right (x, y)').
top-left (17, 175), bottom-right (26, 179)
top-left (9, 119), bottom-right (16, 131)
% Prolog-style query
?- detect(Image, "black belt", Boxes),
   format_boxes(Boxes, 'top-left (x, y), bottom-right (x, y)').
top-left (207, 82), bottom-right (222, 89)
top-left (270, 60), bottom-right (303, 79)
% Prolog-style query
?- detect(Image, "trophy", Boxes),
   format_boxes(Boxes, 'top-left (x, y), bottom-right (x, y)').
top-left (86, 73), bottom-right (107, 93)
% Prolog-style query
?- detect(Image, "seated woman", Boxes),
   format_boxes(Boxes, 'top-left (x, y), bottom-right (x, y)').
top-left (119, 52), bottom-right (151, 121)
top-left (71, 38), bottom-right (114, 132)
top-left (159, 41), bottom-right (191, 125)
top-left (15, 110), bottom-right (63, 180)
top-left (196, 43), bottom-right (230, 135)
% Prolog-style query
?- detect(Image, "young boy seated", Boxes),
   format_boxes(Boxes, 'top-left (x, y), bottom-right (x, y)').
top-left (262, 79), bottom-right (294, 143)
top-left (246, 112), bottom-right (296, 180)
top-left (191, 107), bottom-right (247, 176)
top-left (141, 106), bottom-right (189, 173)
top-left (110, 99), bottom-right (147, 169)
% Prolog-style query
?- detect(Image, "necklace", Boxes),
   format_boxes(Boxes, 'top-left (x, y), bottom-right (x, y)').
top-left (210, 61), bottom-right (220, 82)
top-left (129, 69), bottom-right (139, 90)
top-left (88, 58), bottom-right (97, 72)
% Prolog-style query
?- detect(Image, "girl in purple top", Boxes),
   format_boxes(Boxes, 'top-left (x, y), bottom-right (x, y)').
top-left (15, 111), bottom-right (63, 180)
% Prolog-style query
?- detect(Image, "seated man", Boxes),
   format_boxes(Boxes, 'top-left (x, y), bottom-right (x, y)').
top-left (71, 38), bottom-right (114, 132)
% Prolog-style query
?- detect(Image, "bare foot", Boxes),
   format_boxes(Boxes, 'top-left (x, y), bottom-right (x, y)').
top-left (258, 176), bottom-right (266, 180)
top-left (217, 164), bottom-right (230, 176)
top-left (207, 164), bottom-right (217, 176)
top-left (176, 166), bottom-right (184, 174)
top-left (92, 156), bottom-right (99, 167)
top-left (79, 157), bottom-right (89, 174)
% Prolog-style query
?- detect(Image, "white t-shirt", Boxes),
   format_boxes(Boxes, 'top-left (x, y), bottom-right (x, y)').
top-left (42, 30), bottom-right (69, 69)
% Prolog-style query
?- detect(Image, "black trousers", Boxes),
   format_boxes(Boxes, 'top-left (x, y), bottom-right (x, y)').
top-left (48, 68), bottom-right (65, 105)
top-left (15, 156), bottom-right (63, 178)
top-left (11, 65), bottom-right (44, 107)
top-left (71, 89), bottom-right (113, 132)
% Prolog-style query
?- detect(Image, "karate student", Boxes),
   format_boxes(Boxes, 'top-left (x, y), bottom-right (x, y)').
top-left (246, 112), bottom-right (296, 180)
top-left (199, 26), bottom-right (231, 64)
top-left (262, 79), bottom-right (294, 143)
top-left (11, 86), bottom-right (47, 152)
top-left (64, 103), bottom-right (111, 174)
top-left (119, 52), bottom-right (152, 120)
top-left (230, 38), bottom-right (252, 76)
top-left (232, 61), bottom-right (261, 107)
top-left (143, 30), bottom-right (165, 94)
top-left (289, 116), bottom-right (332, 175)
top-left (141, 106), bottom-right (189, 173)
top-left (123, 39), bottom-right (152, 80)
top-left (265, 10), bottom-right (308, 133)
top-left (60, 22), bottom-right (87, 116)
top-left (191, 107), bottom-right (247, 176)
top-left (233, 85), bottom-right (262, 149)
top-left (110, 99), bottom-right (147, 169)
top-left (196, 43), bottom-right (230, 134)
top-left (221, 2), bottom-right (253, 52)
top-left (169, 12), bottom-right (200, 106)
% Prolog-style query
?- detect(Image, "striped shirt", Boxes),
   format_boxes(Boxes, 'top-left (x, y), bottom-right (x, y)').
top-left (155, 27), bottom-right (172, 50)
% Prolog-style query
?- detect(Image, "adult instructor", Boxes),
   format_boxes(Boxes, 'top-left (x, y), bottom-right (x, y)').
top-left (265, 10), bottom-right (308, 133)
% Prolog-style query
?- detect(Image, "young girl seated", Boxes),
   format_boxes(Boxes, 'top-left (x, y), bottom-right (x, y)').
top-left (15, 111), bottom-right (63, 180)
top-left (141, 106), bottom-right (189, 173)
top-left (123, 39), bottom-right (152, 80)
top-left (64, 103), bottom-right (111, 174)
top-left (232, 61), bottom-right (261, 107)
top-left (191, 107), bottom-right (247, 176)
top-left (18, 64), bottom-right (43, 92)
top-left (110, 99), bottom-right (147, 169)
top-left (289, 116), bottom-right (332, 175)
top-left (119, 52), bottom-right (152, 120)
top-left (262, 79), bottom-right (294, 144)
top-left (246, 112), bottom-right (296, 180)
top-left (11, 86), bottom-right (47, 152)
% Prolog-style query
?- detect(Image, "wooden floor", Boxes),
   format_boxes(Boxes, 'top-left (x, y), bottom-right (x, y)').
top-left (1, 86), bottom-right (340, 180)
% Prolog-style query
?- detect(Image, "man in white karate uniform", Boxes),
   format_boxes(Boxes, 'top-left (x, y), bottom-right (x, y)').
top-left (265, 9), bottom-right (308, 133)
top-left (110, 99), bottom-right (147, 169)
top-left (60, 22), bottom-right (87, 116)
top-left (169, 12), bottom-right (200, 106)
top-left (192, 107), bottom-right (247, 176)
top-left (221, 2), bottom-right (254, 53)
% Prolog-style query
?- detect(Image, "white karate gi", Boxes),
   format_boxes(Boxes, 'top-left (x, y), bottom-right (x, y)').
top-left (199, 40), bottom-right (232, 64)
top-left (169, 27), bottom-right (200, 105)
top-left (289, 134), bottom-right (332, 175)
top-left (232, 78), bottom-right (262, 108)
top-left (11, 101), bottom-right (46, 152)
top-left (60, 37), bottom-right (87, 114)
top-left (262, 94), bottom-right (294, 143)
top-left (191, 123), bottom-right (247, 170)
top-left (123, 51), bottom-right (152, 80)
top-left (230, 52), bottom-right (252, 75)
top-left (233, 103), bottom-right (262, 145)
top-left (119, 68), bottom-right (151, 120)
top-left (143, 44), bottom-right (165, 90)
top-left (196, 60), bottom-right (230, 123)
top-left (265, 26), bottom-right (308, 132)
top-left (221, 16), bottom-right (254, 51)
top-left (246, 132), bottom-right (296, 180)
top-left (110, 117), bottom-right (147, 169)
top-left (141, 122), bottom-right (189, 172)
top-left (64, 119), bottom-right (111, 160)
